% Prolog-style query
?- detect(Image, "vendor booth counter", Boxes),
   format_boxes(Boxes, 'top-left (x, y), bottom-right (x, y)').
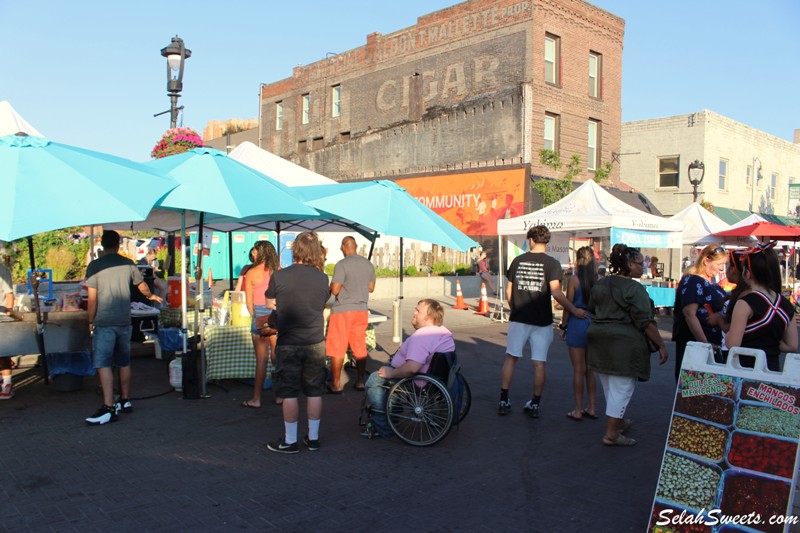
top-left (0, 311), bottom-right (90, 357)
top-left (204, 312), bottom-right (387, 381)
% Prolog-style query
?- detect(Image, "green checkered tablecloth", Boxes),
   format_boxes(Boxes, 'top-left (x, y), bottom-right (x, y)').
top-left (205, 325), bottom-right (264, 380)
top-left (159, 307), bottom-right (211, 329)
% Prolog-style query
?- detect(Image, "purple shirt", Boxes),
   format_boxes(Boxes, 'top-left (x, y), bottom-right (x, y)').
top-left (392, 325), bottom-right (455, 373)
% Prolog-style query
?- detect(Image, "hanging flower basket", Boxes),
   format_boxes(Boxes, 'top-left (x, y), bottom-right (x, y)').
top-left (151, 127), bottom-right (204, 159)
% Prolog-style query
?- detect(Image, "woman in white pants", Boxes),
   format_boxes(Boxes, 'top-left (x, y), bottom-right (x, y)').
top-left (587, 244), bottom-right (668, 446)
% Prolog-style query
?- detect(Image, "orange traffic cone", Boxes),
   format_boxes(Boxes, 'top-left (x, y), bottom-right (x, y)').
top-left (475, 283), bottom-right (490, 315)
top-left (207, 267), bottom-right (214, 287)
top-left (452, 279), bottom-right (470, 310)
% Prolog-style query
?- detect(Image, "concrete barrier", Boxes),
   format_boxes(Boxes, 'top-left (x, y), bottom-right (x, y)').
top-left (370, 275), bottom-right (504, 300)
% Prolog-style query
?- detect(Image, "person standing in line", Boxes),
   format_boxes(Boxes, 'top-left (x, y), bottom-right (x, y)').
top-left (559, 246), bottom-right (598, 421)
top-left (85, 231), bottom-right (162, 425)
top-left (241, 241), bottom-right (280, 408)
top-left (477, 250), bottom-right (497, 295)
top-left (672, 245), bottom-right (728, 380)
top-left (265, 232), bottom-right (330, 454)
top-left (498, 225), bottom-right (589, 418)
top-left (0, 248), bottom-right (15, 399)
top-left (235, 246), bottom-right (257, 292)
top-left (326, 236), bottom-right (376, 393)
top-left (725, 242), bottom-right (797, 371)
top-left (587, 244), bottom-right (668, 446)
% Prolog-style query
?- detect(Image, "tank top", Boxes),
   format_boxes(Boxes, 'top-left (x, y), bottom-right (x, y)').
top-left (741, 290), bottom-right (794, 360)
top-left (251, 266), bottom-right (271, 306)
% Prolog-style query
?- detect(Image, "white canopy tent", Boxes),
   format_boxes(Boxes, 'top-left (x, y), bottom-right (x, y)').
top-left (0, 101), bottom-right (43, 137)
top-left (668, 202), bottom-right (731, 245)
top-left (494, 180), bottom-right (684, 318)
top-left (228, 142), bottom-right (336, 186)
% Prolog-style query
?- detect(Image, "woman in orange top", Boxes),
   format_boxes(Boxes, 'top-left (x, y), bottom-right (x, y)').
top-left (241, 241), bottom-right (280, 408)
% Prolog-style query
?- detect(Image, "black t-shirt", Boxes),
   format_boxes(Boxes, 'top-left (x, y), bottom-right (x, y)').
top-left (265, 264), bottom-right (330, 346)
top-left (740, 290), bottom-right (795, 363)
top-left (506, 251), bottom-right (562, 326)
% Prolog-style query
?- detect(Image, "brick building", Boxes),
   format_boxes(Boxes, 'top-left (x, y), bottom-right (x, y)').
top-left (257, 0), bottom-right (625, 242)
top-left (620, 110), bottom-right (800, 222)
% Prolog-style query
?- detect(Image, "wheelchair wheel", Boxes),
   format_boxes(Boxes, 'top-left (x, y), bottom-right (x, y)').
top-left (386, 375), bottom-right (453, 446)
top-left (452, 374), bottom-right (471, 424)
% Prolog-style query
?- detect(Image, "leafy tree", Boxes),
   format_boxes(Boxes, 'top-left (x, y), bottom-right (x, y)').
top-left (533, 149), bottom-right (613, 207)
top-left (699, 200), bottom-right (714, 213)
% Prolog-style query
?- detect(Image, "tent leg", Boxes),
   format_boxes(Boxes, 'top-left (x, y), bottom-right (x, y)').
top-left (392, 238), bottom-right (404, 343)
top-left (491, 236), bottom-right (507, 323)
top-left (27, 236), bottom-right (48, 384)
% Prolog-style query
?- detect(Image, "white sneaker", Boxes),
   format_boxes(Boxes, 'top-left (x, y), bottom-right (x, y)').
top-left (0, 383), bottom-right (13, 400)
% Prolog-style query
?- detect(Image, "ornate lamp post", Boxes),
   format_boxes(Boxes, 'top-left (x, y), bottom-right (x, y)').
top-left (688, 159), bottom-right (705, 203)
top-left (160, 36), bottom-right (191, 129)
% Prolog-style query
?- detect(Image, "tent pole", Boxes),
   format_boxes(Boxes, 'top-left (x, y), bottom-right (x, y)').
top-left (392, 238), bottom-right (404, 343)
top-left (228, 231), bottom-right (234, 291)
top-left (27, 235), bottom-right (48, 383)
top-left (367, 233), bottom-right (377, 260)
top-left (492, 234), bottom-right (507, 323)
top-left (196, 212), bottom-right (207, 398)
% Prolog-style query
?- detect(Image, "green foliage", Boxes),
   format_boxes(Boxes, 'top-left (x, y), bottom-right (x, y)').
top-left (375, 267), bottom-right (400, 277)
top-left (404, 265), bottom-right (418, 276)
top-left (44, 247), bottom-right (76, 281)
top-left (431, 261), bottom-right (455, 276)
top-left (11, 228), bottom-right (90, 282)
top-left (593, 160), bottom-right (613, 183)
top-left (534, 150), bottom-right (584, 206)
top-left (454, 264), bottom-right (473, 276)
top-left (324, 264), bottom-right (335, 276)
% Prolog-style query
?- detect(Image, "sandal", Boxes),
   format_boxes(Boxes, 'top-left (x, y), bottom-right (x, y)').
top-left (566, 411), bottom-right (583, 421)
top-left (602, 434), bottom-right (637, 446)
top-left (581, 409), bottom-right (599, 420)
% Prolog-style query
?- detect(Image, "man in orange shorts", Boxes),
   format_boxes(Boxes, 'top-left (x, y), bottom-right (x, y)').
top-left (326, 236), bottom-right (376, 392)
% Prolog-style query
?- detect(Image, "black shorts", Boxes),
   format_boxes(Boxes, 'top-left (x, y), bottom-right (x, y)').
top-left (273, 341), bottom-right (327, 398)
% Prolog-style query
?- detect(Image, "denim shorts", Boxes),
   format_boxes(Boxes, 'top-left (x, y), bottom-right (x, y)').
top-left (273, 341), bottom-right (327, 398)
top-left (92, 325), bottom-right (133, 368)
top-left (250, 305), bottom-right (272, 335)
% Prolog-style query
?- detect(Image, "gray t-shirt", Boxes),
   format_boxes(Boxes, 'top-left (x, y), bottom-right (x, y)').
top-left (331, 254), bottom-right (376, 314)
top-left (86, 254), bottom-right (143, 327)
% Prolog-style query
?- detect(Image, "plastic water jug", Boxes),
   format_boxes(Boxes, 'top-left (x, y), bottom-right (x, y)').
top-left (229, 291), bottom-right (250, 327)
top-left (169, 356), bottom-right (183, 391)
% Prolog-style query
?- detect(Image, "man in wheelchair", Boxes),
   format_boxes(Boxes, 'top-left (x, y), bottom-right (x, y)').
top-left (361, 298), bottom-right (455, 439)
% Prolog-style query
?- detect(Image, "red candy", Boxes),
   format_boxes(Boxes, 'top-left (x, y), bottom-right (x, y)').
top-left (727, 432), bottom-right (797, 479)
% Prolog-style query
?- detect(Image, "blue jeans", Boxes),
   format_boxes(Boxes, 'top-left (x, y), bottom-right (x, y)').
top-left (365, 372), bottom-right (394, 437)
top-left (92, 325), bottom-right (133, 368)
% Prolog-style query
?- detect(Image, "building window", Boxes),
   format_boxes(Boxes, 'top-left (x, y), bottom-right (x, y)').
top-left (312, 137), bottom-right (324, 150)
top-left (331, 85), bottom-right (341, 118)
top-left (298, 139), bottom-right (307, 154)
top-left (544, 33), bottom-right (560, 85)
top-left (587, 120), bottom-right (600, 171)
top-left (589, 52), bottom-right (602, 98)
top-left (275, 102), bottom-right (283, 131)
top-left (658, 156), bottom-right (679, 188)
top-left (301, 94), bottom-right (310, 125)
top-left (719, 159), bottom-right (728, 190)
top-left (746, 164), bottom-right (752, 187)
top-left (543, 113), bottom-right (559, 151)
top-left (770, 172), bottom-right (778, 200)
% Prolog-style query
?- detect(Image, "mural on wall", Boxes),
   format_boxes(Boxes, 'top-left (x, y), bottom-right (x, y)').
top-left (397, 168), bottom-right (526, 236)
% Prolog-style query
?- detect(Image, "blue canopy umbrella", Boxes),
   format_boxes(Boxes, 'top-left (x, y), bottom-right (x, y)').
top-left (296, 180), bottom-right (476, 251)
top-left (0, 133), bottom-right (177, 374)
top-left (297, 180), bottom-right (476, 340)
top-left (144, 147), bottom-right (319, 397)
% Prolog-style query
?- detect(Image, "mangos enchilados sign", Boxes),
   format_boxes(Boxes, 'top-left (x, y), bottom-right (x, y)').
top-left (649, 346), bottom-right (800, 533)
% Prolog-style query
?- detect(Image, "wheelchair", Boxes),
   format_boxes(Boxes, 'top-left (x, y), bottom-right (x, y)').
top-left (365, 351), bottom-right (471, 447)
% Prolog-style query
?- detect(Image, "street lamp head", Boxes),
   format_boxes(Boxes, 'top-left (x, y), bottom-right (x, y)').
top-left (161, 36), bottom-right (191, 95)
top-left (688, 159), bottom-right (705, 186)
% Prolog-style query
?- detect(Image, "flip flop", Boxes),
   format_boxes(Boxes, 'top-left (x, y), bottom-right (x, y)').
top-left (353, 384), bottom-right (365, 391)
top-left (603, 434), bottom-right (637, 446)
top-left (581, 409), bottom-right (599, 420)
top-left (326, 384), bottom-right (344, 395)
top-left (566, 411), bottom-right (583, 421)
top-left (241, 400), bottom-right (261, 409)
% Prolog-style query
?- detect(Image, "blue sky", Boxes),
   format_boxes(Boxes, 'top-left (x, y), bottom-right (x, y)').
top-left (2, 1), bottom-right (797, 162)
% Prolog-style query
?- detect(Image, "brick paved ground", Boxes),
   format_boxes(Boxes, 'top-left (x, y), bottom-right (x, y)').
top-left (0, 296), bottom-right (778, 532)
